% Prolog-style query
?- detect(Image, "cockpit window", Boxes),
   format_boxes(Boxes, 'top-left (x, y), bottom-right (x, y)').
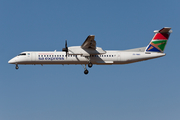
top-left (18, 53), bottom-right (26, 56)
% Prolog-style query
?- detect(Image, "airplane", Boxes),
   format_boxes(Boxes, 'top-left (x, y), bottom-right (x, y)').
top-left (8, 27), bottom-right (172, 74)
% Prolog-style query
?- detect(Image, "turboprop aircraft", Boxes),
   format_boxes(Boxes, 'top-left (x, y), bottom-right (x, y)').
top-left (8, 27), bottom-right (172, 74)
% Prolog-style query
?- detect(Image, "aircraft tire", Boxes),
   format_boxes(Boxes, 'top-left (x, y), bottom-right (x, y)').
top-left (84, 69), bottom-right (89, 74)
top-left (15, 65), bottom-right (19, 70)
top-left (88, 62), bottom-right (93, 68)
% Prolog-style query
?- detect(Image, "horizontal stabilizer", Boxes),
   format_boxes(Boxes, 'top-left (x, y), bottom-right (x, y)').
top-left (154, 27), bottom-right (172, 33)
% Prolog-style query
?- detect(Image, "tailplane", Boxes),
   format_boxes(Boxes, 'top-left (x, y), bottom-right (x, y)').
top-left (145, 27), bottom-right (172, 53)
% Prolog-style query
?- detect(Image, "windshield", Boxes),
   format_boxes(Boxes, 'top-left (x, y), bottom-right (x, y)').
top-left (18, 53), bottom-right (26, 56)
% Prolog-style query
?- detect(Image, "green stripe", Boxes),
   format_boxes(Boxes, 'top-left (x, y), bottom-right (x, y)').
top-left (152, 40), bottom-right (167, 51)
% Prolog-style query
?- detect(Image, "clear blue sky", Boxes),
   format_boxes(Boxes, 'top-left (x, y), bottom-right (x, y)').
top-left (1, 0), bottom-right (180, 120)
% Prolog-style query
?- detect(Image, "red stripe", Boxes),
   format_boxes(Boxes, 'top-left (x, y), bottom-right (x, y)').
top-left (153, 33), bottom-right (169, 40)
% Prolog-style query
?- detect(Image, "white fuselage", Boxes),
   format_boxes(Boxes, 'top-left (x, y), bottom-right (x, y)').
top-left (8, 50), bottom-right (165, 65)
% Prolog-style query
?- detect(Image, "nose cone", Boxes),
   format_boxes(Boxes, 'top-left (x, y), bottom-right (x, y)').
top-left (8, 58), bottom-right (16, 64)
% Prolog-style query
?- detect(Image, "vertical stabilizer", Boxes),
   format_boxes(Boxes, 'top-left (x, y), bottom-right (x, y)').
top-left (145, 27), bottom-right (172, 52)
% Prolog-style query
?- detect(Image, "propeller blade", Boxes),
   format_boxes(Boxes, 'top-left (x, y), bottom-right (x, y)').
top-left (65, 40), bottom-right (67, 48)
top-left (62, 40), bottom-right (68, 58)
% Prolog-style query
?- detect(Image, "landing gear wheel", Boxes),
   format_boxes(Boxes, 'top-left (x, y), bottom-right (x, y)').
top-left (88, 62), bottom-right (93, 68)
top-left (15, 64), bottom-right (19, 70)
top-left (84, 69), bottom-right (89, 75)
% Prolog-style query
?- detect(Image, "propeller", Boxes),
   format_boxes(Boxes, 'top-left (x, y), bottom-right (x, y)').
top-left (62, 40), bottom-right (68, 57)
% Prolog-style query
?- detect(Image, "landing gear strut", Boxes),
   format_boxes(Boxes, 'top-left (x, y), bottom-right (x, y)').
top-left (82, 56), bottom-right (93, 74)
top-left (87, 56), bottom-right (93, 68)
top-left (82, 64), bottom-right (89, 75)
top-left (15, 64), bottom-right (19, 70)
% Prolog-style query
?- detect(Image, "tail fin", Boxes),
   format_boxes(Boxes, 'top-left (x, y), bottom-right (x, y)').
top-left (145, 27), bottom-right (172, 53)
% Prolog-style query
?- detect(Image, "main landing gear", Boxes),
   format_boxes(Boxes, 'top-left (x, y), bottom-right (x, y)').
top-left (84, 69), bottom-right (89, 74)
top-left (15, 64), bottom-right (19, 70)
top-left (82, 62), bottom-right (93, 75)
top-left (88, 62), bottom-right (93, 68)
top-left (82, 56), bottom-right (93, 74)
top-left (82, 64), bottom-right (89, 75)
top-left (87, 56), bottom-right (93, 68)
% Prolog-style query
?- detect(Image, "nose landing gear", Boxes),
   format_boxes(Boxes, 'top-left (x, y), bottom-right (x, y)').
top-left (15, 64), bottom-right (19, 70)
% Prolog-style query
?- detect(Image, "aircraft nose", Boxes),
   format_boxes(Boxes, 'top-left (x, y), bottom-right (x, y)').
top-left (8, 58), bottom-right (16, 64)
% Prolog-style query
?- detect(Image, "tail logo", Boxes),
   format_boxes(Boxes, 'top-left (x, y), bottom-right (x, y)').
top-left (147, 40), bottom-right (167, 52)
top-left (146, 27), bottom-right (172, 52)
top-left (146, 31), bottom-right (170, 52)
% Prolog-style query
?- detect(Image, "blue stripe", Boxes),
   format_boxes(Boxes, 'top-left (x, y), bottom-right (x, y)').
top-left (146, 44), bottom-right (161, 52)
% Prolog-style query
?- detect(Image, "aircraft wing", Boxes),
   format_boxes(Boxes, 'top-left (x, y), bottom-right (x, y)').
top-left (81, 35), bottom-right (96, 49)
top-left (68, 35), bottom-right (105, 56)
